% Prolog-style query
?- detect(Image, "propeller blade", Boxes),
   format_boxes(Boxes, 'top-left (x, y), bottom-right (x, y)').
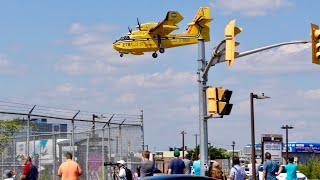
top-left (128, 26), bottom-right (132, 33)
top-left (137, 18), bottom-right (141, 30)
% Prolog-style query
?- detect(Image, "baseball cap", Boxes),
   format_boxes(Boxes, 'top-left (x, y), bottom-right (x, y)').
top-left (117, 160), bottom-right (125, 165)
top-left (173, 149), bottom-right (180, 156)
top-left (3, 170), bottom-right (13, 178)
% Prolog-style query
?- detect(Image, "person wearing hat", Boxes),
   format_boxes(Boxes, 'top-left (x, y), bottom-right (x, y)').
top-left (3, 169), bottom-right (15, 180)
top-left (183, 154), bottom-right (193, 174)
top-left (168, 149), bottom-right (185, 174)
top-left (117, 160), bottom-right (127, 180)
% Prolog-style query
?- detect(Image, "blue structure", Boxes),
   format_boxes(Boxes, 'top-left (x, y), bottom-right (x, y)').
top-left (284, 142), bottom-right (320, 153)
top-left (246, 142), bottom-right (320, 153)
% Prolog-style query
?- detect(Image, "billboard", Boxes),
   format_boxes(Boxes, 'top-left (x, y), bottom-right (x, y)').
top-left (263, 141), bottom-right (282, 163)
top-left (283, 142), bottom-right (320, 153)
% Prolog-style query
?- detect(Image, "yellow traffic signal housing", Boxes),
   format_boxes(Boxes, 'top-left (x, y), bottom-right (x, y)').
top-left (225, 19), bottom-right (242, 67)
top-left (311, 23), bottom-right (320, 64)
top-left (207, 87), bottom-right (233, 115)
top-left (207, 87), bottom-right (218, 114)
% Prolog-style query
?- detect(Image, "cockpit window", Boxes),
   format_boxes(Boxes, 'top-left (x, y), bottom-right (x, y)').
top-left (114, 35), bottom-right (130, 43)
top-left (119, 36), bottom-right (130, 41)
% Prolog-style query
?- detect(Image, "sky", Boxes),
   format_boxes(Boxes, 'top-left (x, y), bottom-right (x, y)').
top-left (0, 0), bottom-right (320, 152)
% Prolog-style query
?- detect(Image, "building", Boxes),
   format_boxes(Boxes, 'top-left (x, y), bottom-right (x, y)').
top-left (243, 142), bottom-right (320, 164)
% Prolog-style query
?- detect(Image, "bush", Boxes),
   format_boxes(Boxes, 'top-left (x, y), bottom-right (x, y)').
top-left (298, 156), bottom-right (320, 179)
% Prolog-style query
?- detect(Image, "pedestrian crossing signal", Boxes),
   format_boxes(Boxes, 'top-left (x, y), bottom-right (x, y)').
top-left (207, 87), bottom-right (233, 116)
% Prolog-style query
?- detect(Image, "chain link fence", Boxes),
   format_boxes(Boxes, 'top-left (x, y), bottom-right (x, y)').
top-left (0, 101), bottom-right (144, 180)
top-left (1, 125), bottom-right (143, 180)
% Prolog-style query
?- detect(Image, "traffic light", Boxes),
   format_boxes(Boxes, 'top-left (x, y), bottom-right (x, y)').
top-left (225, 19), bottom-right (242, 66)
top-left (311, 23), bottom-right (320, 64)
top-left (207, 87), bottom-right (233, 115)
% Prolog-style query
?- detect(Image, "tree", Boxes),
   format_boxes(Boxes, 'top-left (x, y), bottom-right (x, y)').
top-left (187, 145), bottom-right (230, 161)
top-left (0, 118), bottom-right (23, 153)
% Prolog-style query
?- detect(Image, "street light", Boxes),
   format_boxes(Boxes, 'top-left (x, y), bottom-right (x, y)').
top-left (181, 131), bottom-right (187, 158)
top-left (232, 141), bottom-right (235, 158)
top-left (250, 93), bottom-right (270, 180)
top-left (281, 125), bottom-right (294, 164)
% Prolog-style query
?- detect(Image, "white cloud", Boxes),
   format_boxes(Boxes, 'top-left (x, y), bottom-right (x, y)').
top-left (115, 68), bottom-right (197, 89)
top-left (210, 0), bottom-right (293, 16)
top-left (57, 23), bottom-right (152, 76)
top-left (232, 44), bottom-right (316, 74)
top-left (116, 93), bottom-right (137, 104)
top-left (68, 23), bottom-right (86, 34)
top-left (303, 89), bottom-right (320, 100)
top-left (221, 77), bottom-right (240, 86)
top-left (0, 54), bottom-right (27, 75)
top-left (68, 23), bottom-right (117, 34)
top-left (56, 83), bottom-right (86, 94)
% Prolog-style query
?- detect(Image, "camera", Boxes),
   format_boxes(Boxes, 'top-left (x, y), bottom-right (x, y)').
top-left (104, 162), bottom-right (118, 166)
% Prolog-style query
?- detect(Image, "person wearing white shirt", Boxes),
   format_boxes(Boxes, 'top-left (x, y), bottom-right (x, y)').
top-left (117, 160), bottom-right (127, 180)
top-left (248, 160), bottom-right (260, 180)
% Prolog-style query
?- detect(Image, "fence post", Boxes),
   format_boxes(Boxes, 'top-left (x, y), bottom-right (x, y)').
top-left (13, 137), bottom-right (16, 172)
top-left (52, 133), bottom-right (57, 180)
top-left (86, 132), bottom-right (89, 180)
top-left (38, 136), bottom-right (42, 179)
top-left (108, 124), bottom-right (111, 180)
top-left (102, 128), bottom-right (105, 180)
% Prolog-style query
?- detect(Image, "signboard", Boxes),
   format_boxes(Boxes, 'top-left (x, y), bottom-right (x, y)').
top-left (155, 152), bottom-right (163, 160)
top-left (283, 143), bottom-right (320, 153)
top-left (263, 141), bottom-right (282, 163)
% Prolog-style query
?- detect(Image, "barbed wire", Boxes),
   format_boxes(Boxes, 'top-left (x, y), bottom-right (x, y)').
top-left (0, 100), bottom-right (142, 125)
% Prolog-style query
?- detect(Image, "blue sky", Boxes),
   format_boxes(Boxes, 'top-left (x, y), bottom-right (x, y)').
top-left (1, 0), bottom-right (320, 151)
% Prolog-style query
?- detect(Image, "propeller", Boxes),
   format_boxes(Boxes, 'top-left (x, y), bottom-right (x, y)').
top-left (128, 26), bottom-right (132, 34)
top-left (137, 18), bottom-right (141, 30)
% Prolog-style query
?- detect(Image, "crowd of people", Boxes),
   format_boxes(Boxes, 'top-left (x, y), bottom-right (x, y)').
top-left (2, 150), bottom-right (299, 180)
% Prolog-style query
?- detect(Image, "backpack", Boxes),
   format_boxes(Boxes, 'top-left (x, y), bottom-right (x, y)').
top-left (125, 167), bottom-right (133, 180)
top-left (28, 164), bottom-right (38, 180)
top-left (232, 166), bottom-right (245, 180)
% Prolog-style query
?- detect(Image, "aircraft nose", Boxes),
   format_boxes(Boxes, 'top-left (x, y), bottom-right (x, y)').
top-left (112, 43), bottom-right (120, 51)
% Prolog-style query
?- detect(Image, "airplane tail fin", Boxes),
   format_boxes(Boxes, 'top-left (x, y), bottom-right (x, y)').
top-left (186, 7), bottom-right (212, 42)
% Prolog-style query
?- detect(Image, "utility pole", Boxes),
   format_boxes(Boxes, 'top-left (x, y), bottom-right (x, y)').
top-left (181, 131), bottom-right (187, 158)
top-left (281, 125), bottom-right (294, 164)
top-left (193, 134), bottom-right (199, 148)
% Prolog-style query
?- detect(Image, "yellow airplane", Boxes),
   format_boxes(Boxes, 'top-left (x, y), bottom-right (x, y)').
top-left (112, 7), bottom-right (212, 58)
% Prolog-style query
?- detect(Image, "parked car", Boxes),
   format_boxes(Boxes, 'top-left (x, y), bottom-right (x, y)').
top-left (257, 165), bottom-right (307, 180)
top-left (245, 167), bottom-right (252, 177)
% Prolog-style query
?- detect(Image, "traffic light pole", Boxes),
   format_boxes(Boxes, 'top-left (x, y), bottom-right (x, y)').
top-left (198, 39), bottom-right (308, 176)
top-left (198, 38), bottom-right (209, 176)
top-left (204, 40), bottom-right (309, 75)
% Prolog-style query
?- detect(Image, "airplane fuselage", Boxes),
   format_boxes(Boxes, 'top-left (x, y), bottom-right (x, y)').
top-left (112, 33), bottom-right (201, 55)
top-left (112, 7), bottom-right (211, 58)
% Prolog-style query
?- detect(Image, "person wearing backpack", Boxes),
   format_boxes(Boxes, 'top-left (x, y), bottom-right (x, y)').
top-left (20, 155), bottom-right (38, 180)
top-left (117, 160), bottom-right (133, 180)
top-left (230, 156), bottom-right (246, 180)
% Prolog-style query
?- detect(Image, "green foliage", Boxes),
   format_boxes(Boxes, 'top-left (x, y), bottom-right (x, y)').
top-left (298, 156), bottom-right (320, 179)
top-left (187, 145), bottom-right (230, 160)
top-left (0, 118), bottom-right (23, 152)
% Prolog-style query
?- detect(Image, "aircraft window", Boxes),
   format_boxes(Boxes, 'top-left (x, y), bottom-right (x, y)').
top-left (124, 36), bottom-right (130, 40)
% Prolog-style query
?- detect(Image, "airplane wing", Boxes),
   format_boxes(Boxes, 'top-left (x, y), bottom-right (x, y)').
top-left (148, 11), bottom-right (184, 36)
